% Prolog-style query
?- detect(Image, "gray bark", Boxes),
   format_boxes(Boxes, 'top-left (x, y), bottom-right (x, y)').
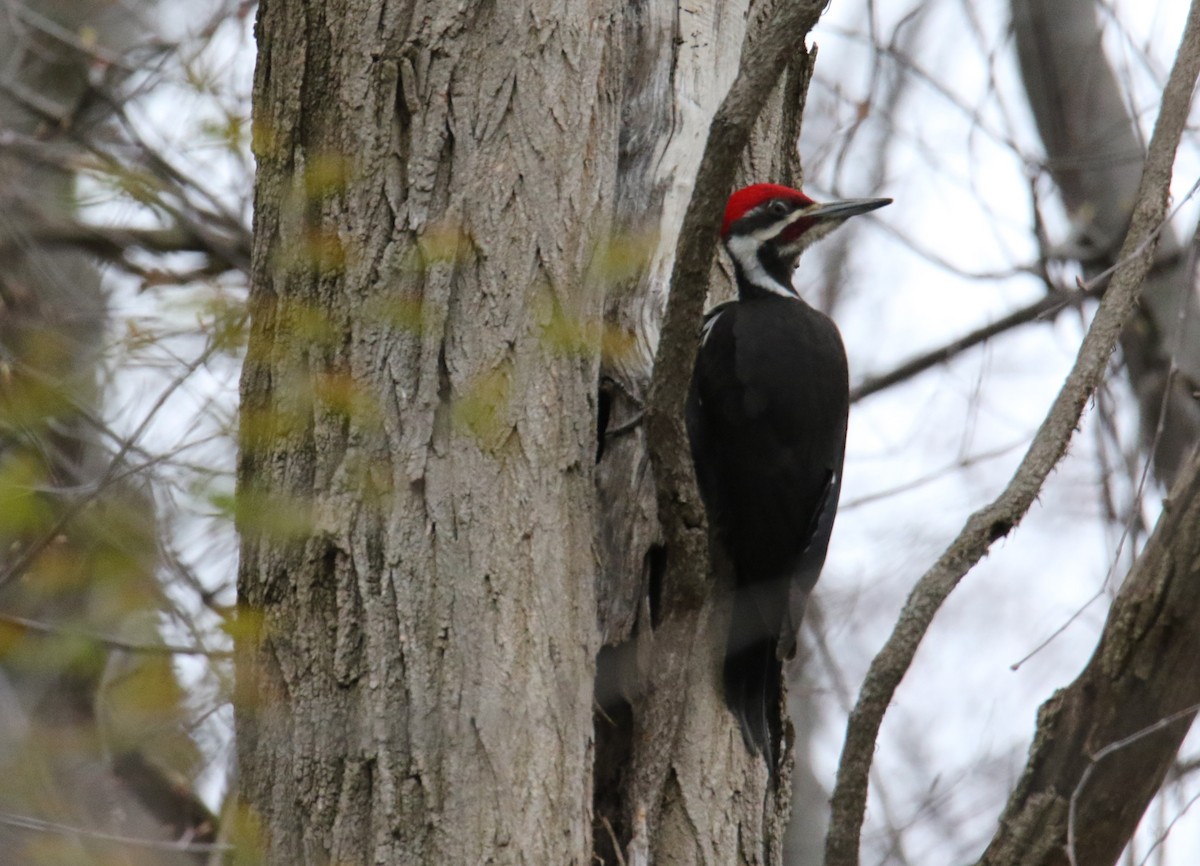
top-left (977, 443), bottom-right (1200, 866)
top-left (241, 0), bottom-right (833, 863)
top-left (594, 1), bottom-right (825, 862)
top-left (239, 0), bottom-right (619, 862)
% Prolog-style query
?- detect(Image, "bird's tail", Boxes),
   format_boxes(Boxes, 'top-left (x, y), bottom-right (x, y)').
top-left (723, 590), bottom-right (783, 768)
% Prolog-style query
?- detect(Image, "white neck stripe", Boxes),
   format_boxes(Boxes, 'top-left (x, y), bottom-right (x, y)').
top-left (724, 233), bottom-right (796, 298)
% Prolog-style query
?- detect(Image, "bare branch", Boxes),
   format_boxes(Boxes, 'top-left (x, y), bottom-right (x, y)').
top-left (0, 345), bottom-right (218, 591)
top-left (824, 3), bottom-right (1200, 863)
top-left (0, 809), bottom-right (230, 855)
top-left (627, 2), bottom-right (832, 858)
top-left (1066, 702), bottom-right (1200, 866)
top-left (978, 444), bottom-right (1200, 866)
top-left (1014, 0), bottom-right (1200, 486)
top-left (850, 288), bottom-right (1093, 403)
top-left (0, 216), bottom-right (250, 274)
top-left (0, 612), bottom-right (231, 658)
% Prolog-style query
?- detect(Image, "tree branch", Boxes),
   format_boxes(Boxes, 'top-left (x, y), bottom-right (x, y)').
top-left (4, 216), bottom-right (252, 275)
top-left (0, 810), bottom-right (228, 856)
top-left (823, 2), bottom-right (1200, 863)
top-left (1013, 0), bottom-right (1200, 486)
top-left (977, 445), bottom-right (1200, 866)
top-left (0, 612), bottom-right (231, 658)
top-left (626, 3), bottom-right (831, 860)
top-left (849, 289), bottom-right (1093, 403)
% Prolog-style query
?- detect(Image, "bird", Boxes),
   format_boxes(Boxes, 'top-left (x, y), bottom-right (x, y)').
top-left (685, 182), bottom-right (891, 762)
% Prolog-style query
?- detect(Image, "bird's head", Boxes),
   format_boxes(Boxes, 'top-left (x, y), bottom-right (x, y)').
top-left (721, 183), bottom-right (891, 298)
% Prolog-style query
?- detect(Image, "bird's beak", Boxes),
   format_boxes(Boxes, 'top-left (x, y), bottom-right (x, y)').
top-left (774, 196), bottom-right (892, 260)
top-left (805, 197), bottom-right (893, 220)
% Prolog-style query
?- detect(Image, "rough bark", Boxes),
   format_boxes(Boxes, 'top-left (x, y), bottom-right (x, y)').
top-left (239, 0), bottom-right (620, 863)
top-left (1013, 0), bottom-right (1200, 486)
top-left (976, 443), bottom-right (1200, 866)
top-left (241, 0), bottom-right (862, 859)
top-left (594, 7), bottom-right (753, 855)
top-left (242, 0), bottom-right (844, 862)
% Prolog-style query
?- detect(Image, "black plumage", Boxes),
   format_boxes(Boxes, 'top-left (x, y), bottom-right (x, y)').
top-left (687, 296), bottom-right (847, 758)
top-left (685, 183), bottom-right (889, 762)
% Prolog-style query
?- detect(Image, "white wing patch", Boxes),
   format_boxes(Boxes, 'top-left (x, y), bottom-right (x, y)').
top-left (701, 310), bottom-right (724, 346)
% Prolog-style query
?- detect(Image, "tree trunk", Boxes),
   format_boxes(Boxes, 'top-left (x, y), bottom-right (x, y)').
top-left (595, 0), bottom-right (823, 858)
top-left (238, 0), bottom-right (619, 862)
top-left (977, 444), bottom-right (1200, 866)
top-left (240, 0), bottom-right (831, 863)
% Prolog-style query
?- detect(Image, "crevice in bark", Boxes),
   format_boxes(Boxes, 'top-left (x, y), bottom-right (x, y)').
top-left (646, 542), bottom-right (666, 630)
top-left (596, 378), bottom-right (614, 462)
top-left (593, 679), bottom-right (635, 864)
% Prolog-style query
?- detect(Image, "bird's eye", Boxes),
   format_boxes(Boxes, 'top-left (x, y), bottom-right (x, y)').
top-left (769, 200), bottom-right (789, 216)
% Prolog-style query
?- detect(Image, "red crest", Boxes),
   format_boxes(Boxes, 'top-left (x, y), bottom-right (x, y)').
top-left (721, 184), bottom-right (813, 236)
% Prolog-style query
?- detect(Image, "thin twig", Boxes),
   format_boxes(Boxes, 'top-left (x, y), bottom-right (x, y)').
top-left (0, 216), bottom-right (248, 272)
top-left (0, 809), bottom-right (231, 855)
top-left (1133, 785), bottom-right (1200, 866)
top-left (0, 345), bottom-right (217, 591)
top-left (850, 288), bottom-right (1091, 403)
top-left (0, 612), bottom-right (231, 658)
top-left (600, 816), bottom-right (626, 866)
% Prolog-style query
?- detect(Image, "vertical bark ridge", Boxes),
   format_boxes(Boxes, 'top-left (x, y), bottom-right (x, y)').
top-left (240, 1), bottom-right (621, 863)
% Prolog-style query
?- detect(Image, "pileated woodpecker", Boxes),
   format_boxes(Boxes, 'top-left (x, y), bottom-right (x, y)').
top-left (686, 183), bottom-right (891, 759)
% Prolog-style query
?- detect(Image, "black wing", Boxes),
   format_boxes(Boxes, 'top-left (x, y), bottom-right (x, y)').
top-left (686, 296), bottom-right (849, 757)
top-left (688, 297), bottom-right (848, 595)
